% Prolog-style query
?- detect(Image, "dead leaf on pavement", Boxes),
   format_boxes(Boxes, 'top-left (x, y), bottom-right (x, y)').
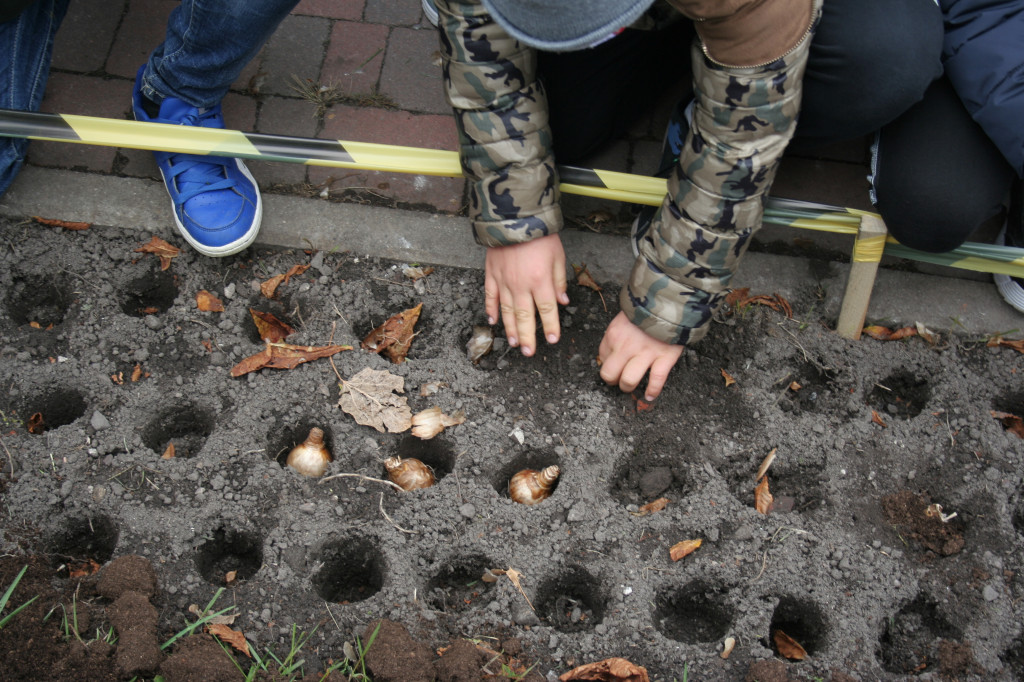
top-left (572, 263), bottom-right (606, 311)
top-left (162, 442), bottom-right (176, 460)
top-left (774, 629), bottom-right (807, 660)
top-left (987, 336), bottom-right (1024, 354)
top-left (669, 539), bottom-right (702, 562)
top-left (230, 341), bottom-right (352, 378)
top-left (991, 410), bottom-right (1024, 439)
top-left (196, 290), bottom-right (224, 312)
top-left (27, 412), bottom-right (44, 434)
top-left (33, 216), bottom-right (90, 231)
top-left (633, 498), bottom-right (669, 517)
top-left (250, 309), bottom-right (295, 343)
top-left (721, 369), bottom-right (736, 387)
top-left (871, 410), bottom-right (888, 428)
top-left (260, 264), bottom-right (310, 298)
top-left (337, 367), bottom-right (413, 433)
top-left (862, 325), bottom-right (917, 341)
top-left (559, 657), bottom-right (650, 682)
top-left (362, 302), bottom-right (422, 364)
top-left (206, 623), bottom-right (250, 658)
top-left (754, 476), bottom-right (773, 515)
top-left (134, 236), bottom-right (180, 271)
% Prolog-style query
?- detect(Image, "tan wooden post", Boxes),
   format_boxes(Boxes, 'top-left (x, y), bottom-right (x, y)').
top-left (836, 213), bottom-right (888, 340)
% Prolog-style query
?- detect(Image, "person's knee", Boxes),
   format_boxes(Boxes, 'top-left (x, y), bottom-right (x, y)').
top-left (876, 190), bottom-right (982, 253)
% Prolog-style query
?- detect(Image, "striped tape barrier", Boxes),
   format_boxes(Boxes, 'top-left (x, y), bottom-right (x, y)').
top-left (1, 108), bottom-right (1022, 279)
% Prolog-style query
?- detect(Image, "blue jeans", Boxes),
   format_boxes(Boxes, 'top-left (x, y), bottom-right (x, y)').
top-left (138, 0), bottom-right (299, 109)
top-left (0, 0), bottom-right (70, 196)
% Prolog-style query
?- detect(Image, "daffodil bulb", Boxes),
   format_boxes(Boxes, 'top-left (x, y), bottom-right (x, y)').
top-left (286, 427), bottom-right (331, 477)
top-left (385, 456), bottom-right (435, 490)
top-left (509, 465), bottom-right (560, 505)
top-left (411, 406), bottom-right (466, 440)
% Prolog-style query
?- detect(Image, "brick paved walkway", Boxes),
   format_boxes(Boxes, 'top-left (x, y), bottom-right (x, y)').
top-left (30, 0), bottom-right (874, 222)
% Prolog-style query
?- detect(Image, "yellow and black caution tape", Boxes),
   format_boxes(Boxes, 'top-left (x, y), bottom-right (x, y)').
top-left (2, 108), bottom-right (1023, 278)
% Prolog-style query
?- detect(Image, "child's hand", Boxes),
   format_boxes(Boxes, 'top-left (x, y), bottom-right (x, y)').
top-left (484, 234), bottom-right (570, 356)
top-left (598, 312), bottom-right (683, 401)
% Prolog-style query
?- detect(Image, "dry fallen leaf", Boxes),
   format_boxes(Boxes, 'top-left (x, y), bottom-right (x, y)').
top-left (915, 321), bottom-right (937, 345)
top-left (250, 309), bottom-right (295, 343)
top-left (572, 263), bottom-right (607, 311)
top-left (734, 291), bottom-right (793, 317)
top-left (206, 623), bottom-right (250, 658)
top-left (403, 265), bottom-right (434, 281)
top-left (991, 410), bottom-right (1024, 439)
top-left (131, 363), bottom-right (144, 382)
top-left (68, 559), bottom-right (101, 578)
top-left (754, 476), bottom-right (773, 515)
top-left (633, 395), bottom-right (654, 412)
top-left (755, 448), bottom-right (777, 482)
top-left (225, 570), bottom-right (237, 585)
top-left (559, 657), bottom-right (650, 682)
top-left (260, 264), bottom-right (310, 299)
top-left (503, 567), bottom-right (534, 611)
top-left (134, 236), bottom-right (180, 271)
top-left (634, 498), bottom-right (669, 517)
top-left (188, 604), bottom-right (236, 625)
top-left (987, 335), bottom-right (1024, 354)
top-left (788, 381), bottom-right (802, 392)
top-left (721, 368), bottom-right (736, 387)
top-left (724, 287), bottom-right (750, 308)
top-left (862, 325), bottom-right (917, 341)
top-left (871, 409), bottom-right (888, 428)
top-left (774, 629), bottom-right (807, 660)
top-left (162, 442), bottom-right (176, 460)
top-left (362, 302), bottom-right (422, 364)
top-left (27, 412), bottom-right (44, 434)
top-left (337, 367), bottom-right (413, 433)
top-left (196, 290), bottom-right (225, 312)
top-left (669, 539), bottom-right (702, 562)
top-left (230, 341), bottom-right (352, 378)
top-left (720, 636), bottom-right (736, 659)
top-left (110, 372), bottom-right (124, 385)
top-left (33, 216), bottom-right (90, 231)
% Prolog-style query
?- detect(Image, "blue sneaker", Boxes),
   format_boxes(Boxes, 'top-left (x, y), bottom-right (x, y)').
top-left (132, 66), bottom-right (261, 257)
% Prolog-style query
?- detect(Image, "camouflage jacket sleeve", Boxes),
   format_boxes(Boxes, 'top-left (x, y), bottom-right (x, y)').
top-left (621, 0), bottom-right (821, 346)
top-left (435, 0), bottom-right (562, 248)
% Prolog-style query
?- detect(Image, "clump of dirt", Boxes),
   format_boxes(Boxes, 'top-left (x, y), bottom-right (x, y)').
top-left (882, 490), bottom-right (966, 556)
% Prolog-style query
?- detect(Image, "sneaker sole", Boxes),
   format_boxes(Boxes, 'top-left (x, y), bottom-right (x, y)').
top-left (422, 0), bottom-right (438, 26)
top-left (157, 157), bottom-right (263, 258)
top-left (993, 225), bottom-right (1024, 314)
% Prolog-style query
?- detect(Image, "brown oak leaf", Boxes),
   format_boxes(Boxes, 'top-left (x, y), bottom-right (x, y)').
top-left (134, 236), bottom-right (180, 271)
top-left (991, 410), bottom-right (1024, 439)
top-left (230, 341), bottom-right (352, 377)
top-left (206, 623), bottom-right (250, 658)
top-left (260, 264), bottom-right (310, 298)
top-left (337, 367), bottom-right (413, 433)
top-left (361, 303), bottom-right (422, 364)
top-left (249, 309), bottom-right (295, 343)
top-left (196, 290), bottom-right (224, 312)
top-left (755, 476), bottom-right (773, 515)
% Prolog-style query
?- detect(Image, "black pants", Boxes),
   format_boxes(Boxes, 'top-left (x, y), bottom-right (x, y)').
top-left (539, 0), bottom-right (1005, 254)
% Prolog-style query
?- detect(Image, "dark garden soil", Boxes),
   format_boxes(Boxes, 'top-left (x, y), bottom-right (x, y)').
top-left (1, 216), bottom-right (1023, 681)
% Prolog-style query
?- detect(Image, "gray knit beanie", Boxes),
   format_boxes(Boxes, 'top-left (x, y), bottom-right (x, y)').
top-left (480, 0), bottom-right (656, 51)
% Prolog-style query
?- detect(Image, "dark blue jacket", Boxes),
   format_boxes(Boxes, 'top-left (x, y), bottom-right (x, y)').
top-left (940, 0), bottom-right (1024, 177)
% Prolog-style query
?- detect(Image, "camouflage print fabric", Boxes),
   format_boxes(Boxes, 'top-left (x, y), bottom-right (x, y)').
top-left (436, 0), bottom-right (562, 248)
top-left (621, 0), bottom-right (822, 345)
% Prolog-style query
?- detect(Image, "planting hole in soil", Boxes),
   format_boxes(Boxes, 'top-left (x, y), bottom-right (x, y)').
top-left (426, 552), bottom-right (494, 612)
top-left (48, 514), bottom-right (119, 569)
top-left (313, 535), bottom-right (386, 603)
top-left (141, 402), bottom-right (215, 458)
top-left (1001, 636), bottom-right (1024, 679)
top-left (653, 580), bottom-right (732, 644)
top-left (767, 594), bottom-right (828, 658)
top-left (877, 593), bottom-right (961, 674)
top-left (867, 370), bottom-right (932, 419)
top-left (491, 449), bottom-right (561, 500)
top-left (120, 267), bottom-right (178, 317)
top-left (777, 358), bottom-right (839, 414)
top-left (536, 565), bottom-right (605, 632)
top-left (1014, 496), bottom-right (1024, 535)
top-left (195, 526), bottom-right (263, 585)
top-left (609, 455), bottom-right (688, 507)
top-left (20, 387), bottom-right (86, 433)
top-left (267, 417), bottom-right (334, 466)
top-left (387, 435), bottom-right (455, 481)
top-left (5, 274), bottom-right (72, 327)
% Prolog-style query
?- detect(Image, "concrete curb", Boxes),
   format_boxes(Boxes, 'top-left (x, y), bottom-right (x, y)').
top-left (3, 166), bottom-right (1022, 337)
